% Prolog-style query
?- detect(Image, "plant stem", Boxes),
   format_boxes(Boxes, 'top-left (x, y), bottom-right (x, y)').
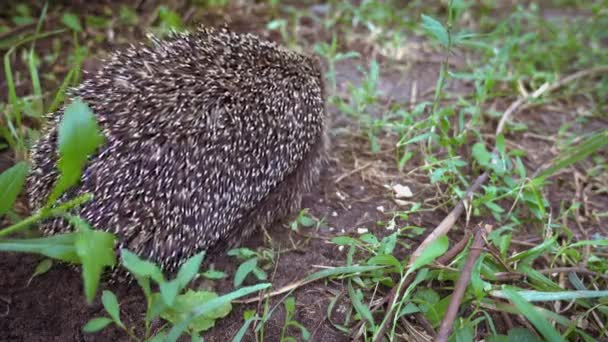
top-left (0, 193), bottom-right (93, 238)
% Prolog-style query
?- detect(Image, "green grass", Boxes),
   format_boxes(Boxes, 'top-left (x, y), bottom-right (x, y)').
top-left (1, 1), bottom-right (608, 341)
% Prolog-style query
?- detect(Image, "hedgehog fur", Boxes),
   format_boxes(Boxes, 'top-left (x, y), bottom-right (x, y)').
top-left (27, 26), bottom-right (328, 272)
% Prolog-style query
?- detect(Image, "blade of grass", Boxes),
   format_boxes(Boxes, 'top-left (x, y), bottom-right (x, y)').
top-left (502, 287), bottom-right (565, 342)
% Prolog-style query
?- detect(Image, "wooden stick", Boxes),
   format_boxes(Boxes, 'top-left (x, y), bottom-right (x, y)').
top-left (436, 225), bottom-right (489, 342)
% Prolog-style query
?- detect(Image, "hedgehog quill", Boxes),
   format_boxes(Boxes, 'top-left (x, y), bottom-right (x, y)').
top-left (27, 26), bottom-right (329, 272)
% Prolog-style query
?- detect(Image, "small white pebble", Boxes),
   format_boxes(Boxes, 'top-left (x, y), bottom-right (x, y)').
top-left (336, 191), bottom-right (346, 200)
top-left (376, 205), bottom-right (385, 213)
top-left (394, 199), bottom-right (409, 206)
top-left (357, 227), bottom-right (369, 234)
top-left (338, 245), bottom-right (345, 252)
top-left (341, 228), bottom-right (346, 233)
top-left (328, 226), bottom-right (335, 231)
top-left (392, 184), bottom-right (413, 198)
top-left (331, 211), bottom-right (338, 217)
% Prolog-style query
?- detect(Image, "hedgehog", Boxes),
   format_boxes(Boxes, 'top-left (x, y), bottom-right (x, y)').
top-left (26, 25), bottom-right (329, 272)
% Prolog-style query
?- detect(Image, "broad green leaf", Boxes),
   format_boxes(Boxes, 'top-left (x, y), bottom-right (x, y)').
top-left (176, 252), bottom-right (205, 287)
top-left (166, 283), bottom-right (271, 342)
top-left (62, 13), bottom-right (82, 32)
top-left (0, 161), bottom-right (29, 216)
top-left (48, 98), bottom-right (104, 205)
top-left (157, 5), bottom-right (184, 31)
top-left (72, 216), bottom-right (116, 303)
top-left (472, 142), bottom-right (491, 166)
top-left (234, 257), bottom-right (258, 288)
top-left (101, 290), bottom-right (123, 327)
top-left (331, 236), bottom-right (359, 246)
top-left (82, 317), bottom-right (113, 333)
top-left (120, 249), bottom-right (165, 283)
top-left (421, 14), bottom-right (449, 47)
top-left (380, 233), bottom-right (398, 254)
top-left (398, 303), bottom-right (420, 317)
top-left (367, 254), bottom-right (403, 274)
top-left (502, 287), bottom-right (565, 342)
top-left (160, 279), bottom-right (180, 307)
top-left (160, 290), bottom-right (232, 334)
top-left (0, 234), bottom-right (79, 262)
top-left (297, 215), bottom-right (316, 227)
top-left (408, 235), bottom-right (449, 274)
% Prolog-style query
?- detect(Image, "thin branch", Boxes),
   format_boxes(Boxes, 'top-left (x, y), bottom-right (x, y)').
top-left (436, 224), bottom-right (489, 342)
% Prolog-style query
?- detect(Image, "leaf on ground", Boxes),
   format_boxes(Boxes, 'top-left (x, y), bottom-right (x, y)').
top-left (502, 287), bottom-right (565, 342)
top-left (161, 290), bottom-right (232, 334)
top-left (82, 317), bottom-right (113, 333)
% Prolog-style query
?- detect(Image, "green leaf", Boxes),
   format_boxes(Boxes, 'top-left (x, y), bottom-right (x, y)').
top-left (62, 13), bottom-right (82, 32)
top-left (507, 328), bottom-right (543, 342)
top-left (200, 270), bottom-right (227, 280)
top-left (120, 249), bottom-right (165, 283)
top-left (472, 142), bottom-right (491, 167)
top-left (82, 317), bottom-right (113, 333)
top-left (0, 161), bottom-right (29, 216)
top-left (48, 98), bottom-right (104, 205)
top-left (0, 234), bottom-right (79, 262)
top-left (508, 236), bottom-right (557, 263)
top-left (234, 257), bottom-right (258, 288)
top-left (160, 290), bottom-right (232, 334)
top-left (227, 247), bottom-right (257, 259)
top-left (232, 315), bottom-right (259, 342)
top-left (398, 303), bottom-right (420, 317)
top-left (331, 236), bottom-right (359, 246)
top-left (157, 5), bottom-right (184, 31)
top-left (297, 215), bottom-right (316, 228)
top-left (166, 283), bottom-right (271, 341)
top-left (502, 287), bottom-right (565, 342)
top-left (380, 233), bottom-right (398, 255)
top-left (27, 258), bottom-right (53, 285)
top-left (408, 235), bottom-right (449, 274)
top-left (176, 252), bottom-right (204, 287)
top-left (72, 216), bottom-right (116, 304)
top-left (491, 289), bottom-right (608, 302)
top-left (421, 14), bottom-right (449, 47)
top-left (160, 279), bottom-right (181, 307)
top-left (101, 290), bottom-right (123, 328)
top-left (348, 281), bottom-right (375, 329)
top-left (367, 254), bottom-right (403, 274)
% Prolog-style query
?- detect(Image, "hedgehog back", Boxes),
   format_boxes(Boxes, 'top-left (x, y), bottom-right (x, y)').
top-left (27, 27), bottom-right (327, 271)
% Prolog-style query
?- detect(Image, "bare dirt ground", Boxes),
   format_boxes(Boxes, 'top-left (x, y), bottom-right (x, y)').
top-left (1, 1), bottom-right (607, 342)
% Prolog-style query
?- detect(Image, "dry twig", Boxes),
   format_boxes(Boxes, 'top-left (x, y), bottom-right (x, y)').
top-left (436, 224), bottom-right (490, 342)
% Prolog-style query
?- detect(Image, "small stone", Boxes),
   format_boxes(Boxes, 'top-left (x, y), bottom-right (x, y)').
top-left (357, 228), bottom-right (369, 234)
top-left (392, 184), bottom-right (413, 198)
